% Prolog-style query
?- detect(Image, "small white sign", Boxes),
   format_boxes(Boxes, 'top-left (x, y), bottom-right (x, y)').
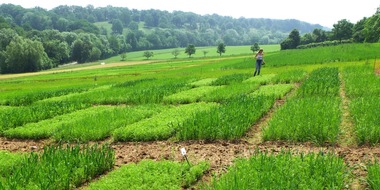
top-left (180, 148), bottom-right (187, 156)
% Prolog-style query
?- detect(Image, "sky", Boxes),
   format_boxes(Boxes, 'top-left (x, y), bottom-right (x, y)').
top-left (1, 0), bottom-right (379, 28)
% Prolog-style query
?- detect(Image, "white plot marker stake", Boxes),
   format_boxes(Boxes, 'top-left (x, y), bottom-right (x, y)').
top-left (180, 147), bottom-right (191, 166)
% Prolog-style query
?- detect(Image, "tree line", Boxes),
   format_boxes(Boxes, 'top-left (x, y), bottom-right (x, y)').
top-left (281, 7), bottom-right (380, 50)
top-left (0, 3), bottom-right (323, 74)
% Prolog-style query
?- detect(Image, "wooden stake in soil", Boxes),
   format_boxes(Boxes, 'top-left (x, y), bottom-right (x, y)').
top-left (180, 147), bottom-right (191, 166)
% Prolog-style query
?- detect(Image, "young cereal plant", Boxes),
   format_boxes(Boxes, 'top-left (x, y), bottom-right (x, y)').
top-left (250, 84), bottom-right (294, 99)
top-left (86, 160), bottom-right (209, 190)
top-left (177, 95), bottom-right (275, 141)
top-left (163, 86), bottom-right (222, 104)
top-left (189, 78), bottom-right (218, 87)
top-left (112, 102), bottom-right (218, 142)
top-left (367, 161), bottom-right (380, 190)
top-left (263, 97), bottom-right (341, 145)
top-left (0, 144), bottom-right (114, 189)
top-left (243, 74), bottom-right (277, 85)
top-left (272, 69), bottom-right (307, 83)
top-left (202, 150), bottom-right (347, 190)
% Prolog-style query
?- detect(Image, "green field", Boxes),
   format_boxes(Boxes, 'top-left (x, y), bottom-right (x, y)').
top-left (0, 43), bottom-right (379, 189)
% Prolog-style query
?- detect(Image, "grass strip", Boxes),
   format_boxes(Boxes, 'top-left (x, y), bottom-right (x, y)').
top-left (86, 160), bottom-right (209, 190)
top-left (202, 150), bottom-right (347, 190)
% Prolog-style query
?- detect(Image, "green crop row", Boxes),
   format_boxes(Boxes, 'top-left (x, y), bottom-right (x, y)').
top-left (0, 100), bottom-right (91, 132)
top-left (351, 96), bottom-right (380, 145)
top-left (201, 82), bottom-right (260, 103)
top-left (243, 74), bottom-right (277, 85)
top-left (189, 78), bottom-right (217, 87)
top-left (163, 86), bottom-right (222, 104)
top-left (0, 87), bottom-right (88, 106)
top-left (202, 150), bottom-right (347, 190)
top-left (343, 65), bottom-right (380, 98)
top-left (0, 151), bottom-right (24, 176)
top-left (297, 67), bottom-right (340, 97)
top-left (264, 43), bottom-right (379, 67)
top-left (250, 84), bottom-right (294, 99)
top-left (263, 67), bottom-right (341, 145)
top-left (368, 161), bottom-right (380, 190)
top-left (343, 65), bottom-right (380, 145)
top-left (272, 69), bottom-right (307, 83)
top-left (65, 77), bottom-right (191, 105)
top-left (3, 105), bottom-right (163, 142)
top-left (86, 160), bottom-right (209, 190)
top-left (0, 144), bottom-right (114, 190)
top-left (176, 95), bottom-right (275, 141)
top-left (113, 102), bottom-right (218, 141)
top-left (263, 97), bottom-right (341, 144)
top-left (210, 73), bottom-right (252, 85)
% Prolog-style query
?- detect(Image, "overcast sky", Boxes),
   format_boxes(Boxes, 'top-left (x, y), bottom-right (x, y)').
top-left (2, 0), bottom-right (379, 28)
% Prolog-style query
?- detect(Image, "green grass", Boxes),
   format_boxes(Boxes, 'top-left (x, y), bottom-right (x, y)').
top-left (177, 95), bottom-right (275, 140)
top-left (368, 161), bottom-right (380, 190)
top-left (263, 67), bottom-right (342, 145)
top-left (265, 43), bottom-right (379, 67)
top-left (343, 65), bottom-right (380, 145)
top-left (263, 97), bottom-right (341, 144)
top-left (250, 84), bottom-right (294, 99)
top-left (112, 102), bottom-right (218, 141)
top-left (0, 144), bottom-right (114, 189)
top-left (0, 100), bottom-right (91, 132)
top-left (0, 151), bottom-right (25, 176)
top-left (163, 86), bottom-right (222, 104)
top-left (86, 160), bottom-right (209, 190)
top-left (203, 150), bottom-right (347, 190)
top-left (4, 105), bottom-right (164, 142)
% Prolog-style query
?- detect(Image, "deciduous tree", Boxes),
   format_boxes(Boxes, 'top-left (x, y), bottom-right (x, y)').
top-left (332, 19), bottom-right (353, 42)
top-left (0, 36), bottom-right (52, 73)
top-left (185, 44), bottom-right (196, 58)
top-left (217, 43), bottom-right (226, 56)
top-left (143, 51), bottom-right (154, 59)
top-left (171, 49), bottom-right (180, 58)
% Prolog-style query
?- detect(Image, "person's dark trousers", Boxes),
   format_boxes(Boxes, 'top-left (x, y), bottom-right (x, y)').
top-left (254, 60), bottom-right (262, 76)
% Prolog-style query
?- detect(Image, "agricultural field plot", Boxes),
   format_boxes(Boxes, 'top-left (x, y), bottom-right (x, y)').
top-left (0, 44), bottom-right (380, 189)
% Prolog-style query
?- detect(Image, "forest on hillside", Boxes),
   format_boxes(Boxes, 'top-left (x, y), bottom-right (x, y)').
top-left (0, 3), bottom-right (379, 74)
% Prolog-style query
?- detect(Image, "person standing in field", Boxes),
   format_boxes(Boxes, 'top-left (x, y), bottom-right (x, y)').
top-left (254, 48), bottom-right (264, 76)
